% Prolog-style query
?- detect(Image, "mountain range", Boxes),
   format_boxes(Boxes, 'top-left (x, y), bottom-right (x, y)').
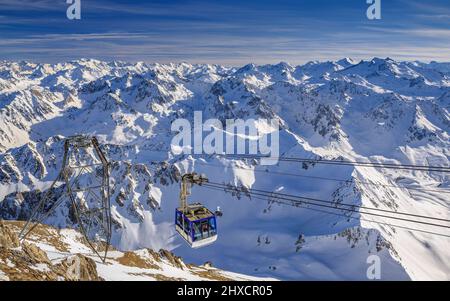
top-left (0, 57), bottom-right (449, 280)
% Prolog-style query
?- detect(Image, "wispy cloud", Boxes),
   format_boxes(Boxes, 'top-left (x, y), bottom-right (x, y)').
top-left (362, 26), bottom-right (450, 39)
top-left (1, 30), bottom-right (448, 65)
top-left (0, 0), bottom-right (64, 11)
top-left (0, 0), bottom-right (448, 64)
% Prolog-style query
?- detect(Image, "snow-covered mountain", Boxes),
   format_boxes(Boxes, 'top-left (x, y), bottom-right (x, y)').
top-left (0, 58), bottom-right (449, 280)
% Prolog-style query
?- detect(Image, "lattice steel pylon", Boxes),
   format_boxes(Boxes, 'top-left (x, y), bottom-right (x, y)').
top-left (19, 135), bottom-right (112, 262)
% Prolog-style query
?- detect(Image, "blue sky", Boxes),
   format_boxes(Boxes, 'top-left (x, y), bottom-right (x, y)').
top-left (0, 0), bottom-right (449, 65)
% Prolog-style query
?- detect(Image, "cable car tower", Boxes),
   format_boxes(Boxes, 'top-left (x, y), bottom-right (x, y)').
top-left (175, 173), bottom-right (218, 248)
top-left (19, 135), bottom-right (112, 262)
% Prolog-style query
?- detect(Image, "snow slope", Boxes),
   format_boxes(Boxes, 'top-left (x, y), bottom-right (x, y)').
top-left (0, 221), bottom-right (271, 281)
top-left (0, 58), bottom-right (449, 280)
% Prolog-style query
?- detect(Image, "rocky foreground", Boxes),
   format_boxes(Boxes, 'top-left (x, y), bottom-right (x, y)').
top-left (0, 221), bottom-right (272, 281)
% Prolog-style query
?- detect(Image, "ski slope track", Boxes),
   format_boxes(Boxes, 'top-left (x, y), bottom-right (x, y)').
top-left (0, 58), bottom-right (449, 280)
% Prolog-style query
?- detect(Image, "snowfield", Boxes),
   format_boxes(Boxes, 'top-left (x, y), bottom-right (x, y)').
top-left (0, 58), bottom-right (449, 280)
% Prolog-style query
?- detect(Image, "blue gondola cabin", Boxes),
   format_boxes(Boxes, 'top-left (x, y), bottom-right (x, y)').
top-left (175, 203), bottom-right (218, 248)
